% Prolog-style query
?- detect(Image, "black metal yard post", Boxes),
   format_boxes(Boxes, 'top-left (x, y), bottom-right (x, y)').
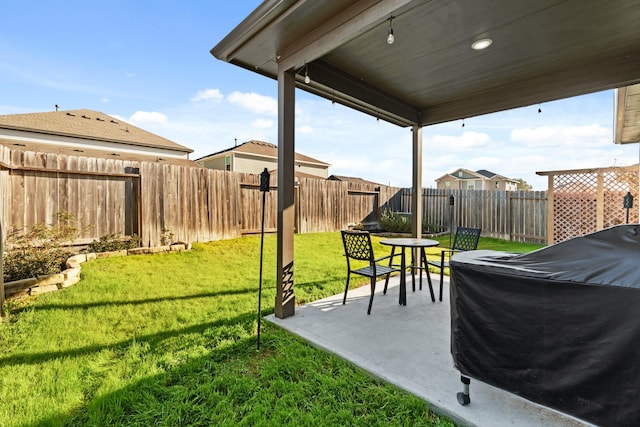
top-left (257, 168), bottom-right (270, 350)
top-left (624, 191), bottom-right (634, 224)
top-left (449, 194), bottom-right (455, 248)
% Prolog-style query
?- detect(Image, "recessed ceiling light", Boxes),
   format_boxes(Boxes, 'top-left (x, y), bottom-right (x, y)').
top-left (471, 38), bottom-right (493, 50)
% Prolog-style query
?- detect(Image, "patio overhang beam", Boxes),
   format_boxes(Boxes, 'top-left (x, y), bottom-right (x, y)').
top-left (298, 60), bottom-right (420, 127)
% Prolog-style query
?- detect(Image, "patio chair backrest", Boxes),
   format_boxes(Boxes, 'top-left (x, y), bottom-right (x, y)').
top-left (341, 230), bottom-right (374, 262)
top-left (452, 227), bottom-right (481, 251)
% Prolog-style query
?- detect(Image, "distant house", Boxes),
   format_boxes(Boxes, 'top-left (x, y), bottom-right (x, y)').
top-left (435, 168), bottom-right (518, 191)
top-left (196, 140), bottom-right (330, 179)
top-left (0, 109), bottom-right (196, 165)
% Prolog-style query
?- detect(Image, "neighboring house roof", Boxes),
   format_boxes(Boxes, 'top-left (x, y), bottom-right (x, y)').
top-left (196, 140), bottom-right (330, 167)
top-left (0, 109), bottom-right (193, 155)
top-left (436, 168), bottom-right (517, 183)
top-left (327, 175), bottom-right (383, 187)
top-left (475, 169), bottom-right (497, 179)
top-left (0, 138), bottom-right (201, 168)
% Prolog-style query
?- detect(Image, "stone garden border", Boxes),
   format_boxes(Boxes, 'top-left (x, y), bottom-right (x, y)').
top-left (3, 243), bottom-right (192, 300)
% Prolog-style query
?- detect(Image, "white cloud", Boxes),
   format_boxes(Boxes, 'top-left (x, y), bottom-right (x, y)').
top-left (101, 98), bottom-right (110, 103)
top-left (129, 111), bottom-right (168, 124)
top-left (227, 91), bottom-right (277, 115)
top-left (297, 125), bottom-right (313, 134)
top-left (510, 124), bottom-right (611, 148)
top-left (432, 131), bottom-right (491, 150)
top-left (251, 119), bottom-right (273, 129)
top-left (191, 88), bottom-right (224, 103)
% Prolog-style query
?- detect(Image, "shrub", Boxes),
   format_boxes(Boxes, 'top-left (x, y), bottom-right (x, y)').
top-left (86, 234), bottom-right (142, 253)
top-left (160, 228), bottom-right (174, 246)
top-left (380, 209), bottom-right (445, 234)
top-left (380, 210), bottom-right (412, 233)
top-left (3, 211), bottom-right (81, 282)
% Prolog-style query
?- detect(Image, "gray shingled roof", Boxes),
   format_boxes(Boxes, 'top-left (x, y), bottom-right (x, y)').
top-left (0, 109), bottom-right (192, 154)
top-left (475, 169), bottom-right (497, 179)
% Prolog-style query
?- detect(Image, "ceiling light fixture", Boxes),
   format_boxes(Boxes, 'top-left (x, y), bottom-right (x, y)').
top-left (387, 16), bottom-right (395, 45)
top-left (471, 38), bottom-right (492, 50)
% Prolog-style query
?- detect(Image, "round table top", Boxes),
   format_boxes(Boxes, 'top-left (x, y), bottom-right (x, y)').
top-left (379, 237), bottom-right (439, 248)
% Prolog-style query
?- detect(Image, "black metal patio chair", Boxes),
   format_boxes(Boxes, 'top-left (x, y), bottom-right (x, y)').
top-left (427, 227), bottom-right (481, 301)
top-left (341, 230), bottom-right (400, 314)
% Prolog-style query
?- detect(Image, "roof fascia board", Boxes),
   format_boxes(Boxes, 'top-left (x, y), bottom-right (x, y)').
top-left (278, 0), bottom-right (418, 72)
top-left (615, 84), bottom-right (640, 145)
top-left (211, 0), bottom-right (300, 62)
top-left (614, 86), bottom-right (627, 145)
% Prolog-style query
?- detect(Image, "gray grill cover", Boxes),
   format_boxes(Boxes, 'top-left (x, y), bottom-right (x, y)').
top-left (450, 225), bottom-right (640, 427)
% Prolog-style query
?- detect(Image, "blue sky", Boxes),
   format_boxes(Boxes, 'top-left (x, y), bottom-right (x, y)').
top-left (1, 1), bottom-right (638, 190)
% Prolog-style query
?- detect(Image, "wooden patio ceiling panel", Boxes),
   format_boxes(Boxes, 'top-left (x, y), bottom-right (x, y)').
top-left (319, 0), bottom-right (640, 125)
top-left (322, 0), bottom-right (564, 105)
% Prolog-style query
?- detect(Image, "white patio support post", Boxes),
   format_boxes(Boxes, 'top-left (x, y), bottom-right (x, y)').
top-left (275, 67), bottom-right (296, 319)
top-left (411, 125), bottom-right (423, 239)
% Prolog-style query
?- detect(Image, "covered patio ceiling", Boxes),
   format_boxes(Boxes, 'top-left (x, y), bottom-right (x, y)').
top-left (212, 0), bottom-right (640, 128)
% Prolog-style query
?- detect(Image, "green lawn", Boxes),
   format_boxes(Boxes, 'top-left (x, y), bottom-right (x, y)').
top-left (0, 232), bottom-right (541, 426)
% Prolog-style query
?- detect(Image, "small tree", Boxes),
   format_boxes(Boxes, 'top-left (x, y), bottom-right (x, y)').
top-left (514, 178), bottom-right (533, 191)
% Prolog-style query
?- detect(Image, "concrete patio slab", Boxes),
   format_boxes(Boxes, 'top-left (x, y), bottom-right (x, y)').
top-left (266, 276), bottom-right (595, 427)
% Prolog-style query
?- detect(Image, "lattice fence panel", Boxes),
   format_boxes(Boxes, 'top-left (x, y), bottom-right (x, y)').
top-left (603, 168), bottom-right (638, 227)
top-left (552, 166), bottom-right (639, 243)
top-left (553, 172), bottom-right (597, 243)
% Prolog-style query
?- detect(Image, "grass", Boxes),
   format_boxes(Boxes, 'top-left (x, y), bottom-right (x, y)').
top-left (0, 232), bottom-right (541, 426)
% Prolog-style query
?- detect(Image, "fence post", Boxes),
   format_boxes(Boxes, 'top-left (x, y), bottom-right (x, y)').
top-left (596, 171), bottom-right (604, 230)
top-left (546, 175), bottom-right (555, 245)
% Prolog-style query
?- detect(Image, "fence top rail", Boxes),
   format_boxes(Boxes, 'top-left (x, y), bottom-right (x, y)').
top-left (537, 165), bottom-right (638, 176)
top-left (10, 165), bottom-right (140, 178)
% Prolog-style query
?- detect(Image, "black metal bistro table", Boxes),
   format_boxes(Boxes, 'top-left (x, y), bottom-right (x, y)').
top-left (380, 238), bottom-right (439, 306)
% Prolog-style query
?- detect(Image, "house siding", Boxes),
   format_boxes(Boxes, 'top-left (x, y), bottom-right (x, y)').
top-left (296, 163), bottom-right (328, 178)
top-left (199, 156), bottom-right (227, 170)
top-left (234, 155), bottom-right (277, 174)
top-left (437, 175), bottom-right (517, 191)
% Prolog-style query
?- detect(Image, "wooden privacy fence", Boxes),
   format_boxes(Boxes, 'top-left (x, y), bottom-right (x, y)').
top-left (3, 146), bottom-right (636, 247)
top-left (399, 188), bottom-right (548, 244)
top-left (0, 146), bottom-right (401, 247)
